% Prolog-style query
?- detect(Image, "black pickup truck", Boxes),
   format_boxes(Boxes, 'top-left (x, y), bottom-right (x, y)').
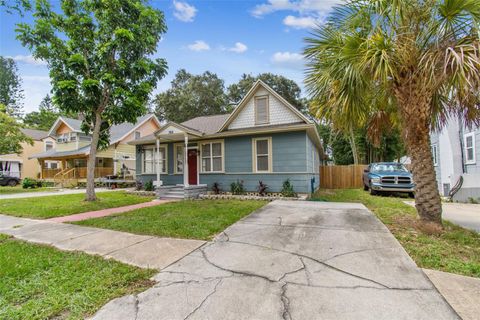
top-left (0, 173), bottom-right (21, 187)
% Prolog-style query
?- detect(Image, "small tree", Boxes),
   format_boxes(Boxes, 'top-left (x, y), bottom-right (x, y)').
top-left (16, 0), bottom-right (167, 201)
top-left (0, 104), bottom-right (32, 154)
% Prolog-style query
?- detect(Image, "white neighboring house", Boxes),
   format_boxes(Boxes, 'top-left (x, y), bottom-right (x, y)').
top-left (430, 117), bottom-right (480, 202)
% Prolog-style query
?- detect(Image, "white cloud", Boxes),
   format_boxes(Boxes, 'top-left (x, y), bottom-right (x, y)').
top-left (187, 40), bottom-right (210, 52)
top-left (252, 0), bottom-right (342, 17)
top-left (7, 55), bottom-right (47, 66)
top-left (228, 42), bottom-right (248, 53)
top-left (173, 0), bottom-right (197, 22)
top-left (283, 15), bottom-right (317, 29)
top-left (271, 51), bottom-right (303, 64)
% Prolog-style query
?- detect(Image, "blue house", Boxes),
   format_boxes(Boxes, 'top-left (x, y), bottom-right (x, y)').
top-left (131, 80), bottom-right (323, 198)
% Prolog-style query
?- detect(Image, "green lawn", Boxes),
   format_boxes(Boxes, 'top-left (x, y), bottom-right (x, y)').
top-left (0, 234), bottom-right (155, 320)
top-left (75, 200), bottom-right (267, 240)
top-left (0, 191), bottom-right (154, 219)
top-left (311, 189), bottom-right (480, 278)
top-left (0, 185), bottom-right (54, 195)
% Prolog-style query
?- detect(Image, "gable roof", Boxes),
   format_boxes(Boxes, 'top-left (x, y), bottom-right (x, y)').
top-left (218, 80), bottom-right (311, 132)
top-left (180, 114), bottom-right (230, 135)
top-left (47, 114), bottom-right (160, 144)
top-left (20, 128), bottom-right (49, 140)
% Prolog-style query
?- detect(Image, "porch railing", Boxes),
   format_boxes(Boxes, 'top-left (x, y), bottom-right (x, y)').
top-left (50, 167), bottom-right (114, 180)
top-left (42, 168), bottom-right (62, 179)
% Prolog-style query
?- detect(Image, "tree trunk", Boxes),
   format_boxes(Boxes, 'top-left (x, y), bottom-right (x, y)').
top-left (349, 127), bottom-right (359, 165)
top-left (394, 81), bottom-right (442, 226)
top-left (85, 112), bottom-right (102, 201)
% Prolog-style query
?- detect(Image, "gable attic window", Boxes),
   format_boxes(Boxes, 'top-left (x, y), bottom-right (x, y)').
top-left (255, 96), bottom-right (269, 125)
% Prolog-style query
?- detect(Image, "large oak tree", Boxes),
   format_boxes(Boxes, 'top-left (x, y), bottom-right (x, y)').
top-left (17, 0), bottom-right (167, 200)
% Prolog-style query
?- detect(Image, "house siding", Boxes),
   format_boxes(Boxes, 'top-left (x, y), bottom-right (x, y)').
top-left (135, 130), bottom-right (320, 193)
top-left (228, 87), bottom-right (302, 130)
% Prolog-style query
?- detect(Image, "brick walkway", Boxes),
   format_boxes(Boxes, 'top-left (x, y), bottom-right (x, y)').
top-left (47, 199), bottom-right (175, 223)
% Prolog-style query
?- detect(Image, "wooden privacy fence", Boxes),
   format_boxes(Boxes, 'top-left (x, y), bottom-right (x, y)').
top-left (320, 165), bottom-right (368, 189)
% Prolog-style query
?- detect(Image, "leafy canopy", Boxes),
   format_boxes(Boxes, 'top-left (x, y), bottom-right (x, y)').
top-left (23, 95), bottom-right (64, 130)
top-left (227, 73), bottom-right (305, 112)
top-left (16, 0), bottom-right (168, 145)
top-left (0, 56), bottom-right (24, 118)
top-left (154, 69), bottom-right (228, 123)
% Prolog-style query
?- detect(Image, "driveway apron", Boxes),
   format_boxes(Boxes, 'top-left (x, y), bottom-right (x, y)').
top-left (92, 200), bottom-right (459, 320)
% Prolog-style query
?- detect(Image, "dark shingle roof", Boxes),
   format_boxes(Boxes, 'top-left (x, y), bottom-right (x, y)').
top-left (20, 128), bottom-right (49, 140)
top-left (180, 114), bottom-right (230, 135)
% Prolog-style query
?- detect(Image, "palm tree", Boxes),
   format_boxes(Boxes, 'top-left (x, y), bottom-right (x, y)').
top-left (304, 0), bottom-right (480, 226)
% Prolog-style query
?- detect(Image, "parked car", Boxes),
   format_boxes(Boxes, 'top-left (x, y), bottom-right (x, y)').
top-left (363, 162), bottom-right (415, 197)
top-left (0, 173), bottom-right (21, 187)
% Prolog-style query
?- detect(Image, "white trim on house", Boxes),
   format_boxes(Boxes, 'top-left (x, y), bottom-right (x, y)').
top-left (48, 117), bottom-right (81, 137)
top-left (252, 137), bottom-right (273, 173)
top-left (112, 114), bottom-right (161, 144)
top-left (142, 144), bottom-right (167, 174)
top-left (199, 139), bottom-right (225, 173)
top-left (173, 142), bottom-right (184, 174)
top-left (464, 132), bottom-right (476, 164)
top-left (219, 80), bottom-right (312, 132)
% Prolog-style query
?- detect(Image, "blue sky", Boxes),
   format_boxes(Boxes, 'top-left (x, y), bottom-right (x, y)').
top-left (0, 0), bottom-right (341, 112)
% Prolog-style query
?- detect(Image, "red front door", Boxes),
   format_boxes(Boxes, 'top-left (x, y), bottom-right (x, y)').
top-left (188, 149), bottom-right (198, 185)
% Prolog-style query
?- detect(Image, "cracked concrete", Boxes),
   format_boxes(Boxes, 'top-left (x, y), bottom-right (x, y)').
top-left (91, 200), bottom-right (459, 320)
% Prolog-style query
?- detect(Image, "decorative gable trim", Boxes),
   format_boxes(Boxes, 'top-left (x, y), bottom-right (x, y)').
top-left (154, 122), bottom-right (204, 137)
top-left (111, 114), bottom-right (161, 144)
top-left (219, 80), bottom-right (311, 132)
top-left (47, 117), bottom-right (81, 137)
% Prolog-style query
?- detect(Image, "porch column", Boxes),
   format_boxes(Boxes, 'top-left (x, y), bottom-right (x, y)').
top-left (156, 137), bottom-right (161, 186)
top-left (183, 134), bottom-right (189, 187)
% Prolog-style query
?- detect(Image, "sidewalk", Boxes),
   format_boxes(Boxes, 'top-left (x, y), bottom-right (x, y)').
top-left (0, 187), bottom-right (125, 200)
top-left (0, 214), bottom-right (204, 269)
top-left (424, 269), bottom-right (480, 320)
top-left (47, 199), bottom-right (174, 223)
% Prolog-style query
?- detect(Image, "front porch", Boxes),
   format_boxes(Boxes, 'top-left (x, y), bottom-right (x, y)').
top-left (138, 122), bottom-right (209, 199)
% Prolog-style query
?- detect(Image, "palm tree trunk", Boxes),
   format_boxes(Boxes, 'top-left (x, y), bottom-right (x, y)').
top-left (394, 84), bottom-right (442, 225)
top-left (85, 112), bottom-right (102, 201)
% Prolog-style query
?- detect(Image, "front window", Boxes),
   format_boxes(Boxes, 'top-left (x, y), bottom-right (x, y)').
top-left (201, 141), bottom-right (223, 172)
top-left (253, 137), bottom-right (272, 172)
top-left (135, 131), bottom-right (141, 139)
top-left (371, 163), bottom-right (408, 172)
top-left (255, 96), bottom-right (269, 124)
top-left (175, 144), bottom-right (184, 173)
top-left (465, 133), bottom-right (476, 164)
top-left (143, 146), bottom-right (167, 174)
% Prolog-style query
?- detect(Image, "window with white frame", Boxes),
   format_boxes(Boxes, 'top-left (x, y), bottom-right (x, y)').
top-left (45, 141), bottom-right (53, 151)
top-left (253, 137), bottom-right (272, 172)
top-left (201, 141), bottom-right (223, 172)
top-left (464, 132), bottom-right (476, 164)
top-left (135, 131), bottom-right (141, 139)
top-left (143, 146), bottom-right (167, 174)
top-left (431, 144), bottom-right (438, 166)
top-left (255, 96), bottom-right (269, 124)
top-left (174, 144), bottom-right (184, 173)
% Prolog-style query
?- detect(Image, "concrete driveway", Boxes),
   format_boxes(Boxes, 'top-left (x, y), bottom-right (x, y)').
top-left (93, 200), bottom-right (458, 320)
top-left (442, 203), bottom-right (480, 232)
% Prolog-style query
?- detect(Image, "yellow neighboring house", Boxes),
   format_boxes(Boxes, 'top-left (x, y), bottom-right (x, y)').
top-left (0, 128), bottom-right (59, 179)
top-left (29, 114), bottom-right (161, 185)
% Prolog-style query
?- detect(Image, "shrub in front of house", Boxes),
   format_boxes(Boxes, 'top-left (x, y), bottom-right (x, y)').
top-left (257, 181), bottom-right (268, 196)
top-left (212, 182), bottom-right (221, 194)
top-left (22, 178), bottom-right (42, 189)
top-left (281, 179), bottom-right (297, 197)
top-left (144, 180), bottom-right (154, 191)
top-left (230, 180), bottom-right (245, 195)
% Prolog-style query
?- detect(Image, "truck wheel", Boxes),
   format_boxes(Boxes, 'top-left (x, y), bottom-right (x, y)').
top-left (7, 179), bottom-right (18, 187)
top-left (369, 187), bottom-right (377, 196)
top-left (363, 184), bottom-right (369, 191)
top-left (408, 192), bottom-right (415, 198)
